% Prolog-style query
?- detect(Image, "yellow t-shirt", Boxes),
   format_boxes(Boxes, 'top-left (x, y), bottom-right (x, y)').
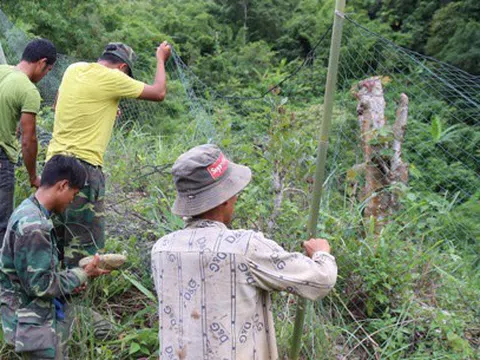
top-left (47, 62), bottom-right (144, 166)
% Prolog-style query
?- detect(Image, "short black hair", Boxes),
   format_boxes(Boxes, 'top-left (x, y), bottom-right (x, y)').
top-left (40, 155), bottom-right (87, 189)
top-left (21, 38), bottom-right (57, 65)
top-left (97, 53), bottom-right (125, 64)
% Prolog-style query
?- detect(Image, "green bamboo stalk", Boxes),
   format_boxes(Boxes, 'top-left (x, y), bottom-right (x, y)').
top-left (289, 0), bottom-right (346, 358)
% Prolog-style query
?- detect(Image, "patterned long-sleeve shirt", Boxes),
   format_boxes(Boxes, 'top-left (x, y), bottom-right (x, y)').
top-left (0, 196), bottom-right (87, 353)
top-left (151, 219), bottom-right (337, 360)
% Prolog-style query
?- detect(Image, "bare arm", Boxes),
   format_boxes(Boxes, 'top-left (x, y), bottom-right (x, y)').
top-left (20, 112), bottom-right (39, 188)
top-left (138, 41), bottom-right (171, 101)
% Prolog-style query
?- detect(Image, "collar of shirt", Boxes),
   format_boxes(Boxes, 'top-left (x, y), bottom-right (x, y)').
top-left (184, 218), bottom-right (227, 230)
top-left (30, 195), bottom-right (52, 219)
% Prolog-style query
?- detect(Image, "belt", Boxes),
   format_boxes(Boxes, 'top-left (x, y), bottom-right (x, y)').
top-left (77, 158), bottom-right (102, 170)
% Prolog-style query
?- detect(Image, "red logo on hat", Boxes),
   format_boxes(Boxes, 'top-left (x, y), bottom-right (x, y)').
top-left (207, 153), bottom-right (229, 180)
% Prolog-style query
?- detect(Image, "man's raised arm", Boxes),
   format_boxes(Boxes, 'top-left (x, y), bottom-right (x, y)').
top-left (138, 41), bottom-right (171, 101)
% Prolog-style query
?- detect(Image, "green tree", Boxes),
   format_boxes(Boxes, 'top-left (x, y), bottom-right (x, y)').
top-left (426, 1), bottom-right (480, 74)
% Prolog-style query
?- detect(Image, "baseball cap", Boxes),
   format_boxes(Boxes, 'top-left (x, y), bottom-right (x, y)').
top-left (102, 42), bottom-right (137, 78)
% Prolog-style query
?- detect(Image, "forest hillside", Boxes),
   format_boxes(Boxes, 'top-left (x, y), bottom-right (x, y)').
top-left (0, 1), bottom-right (479, 359)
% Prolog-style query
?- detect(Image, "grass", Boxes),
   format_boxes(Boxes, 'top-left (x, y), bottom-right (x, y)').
top-left (1, 106), bottom-right (479, 359)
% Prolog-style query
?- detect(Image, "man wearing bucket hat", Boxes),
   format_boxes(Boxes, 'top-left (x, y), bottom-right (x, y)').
top-left (46, 41), bottom-right (171, 271)
top-left (151, 144), bottom-right (338, 359)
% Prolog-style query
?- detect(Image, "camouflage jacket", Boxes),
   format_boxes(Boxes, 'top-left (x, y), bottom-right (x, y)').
top-left (0, 196), bottom-right (87, 357)
top-left (151, 219), bottom-right (337, 360)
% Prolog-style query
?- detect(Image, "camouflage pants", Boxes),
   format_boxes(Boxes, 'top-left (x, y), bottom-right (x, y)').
top-left (54, 161), bottom-right (105, 269)
top-left (15, 303), bottom-right (114, 359)
top-left (1, 301), bottom-right (73, 360)
top-left (0, 148), bottom-right (14, 245)
top-left (19, 303), bottom-right (73, 360)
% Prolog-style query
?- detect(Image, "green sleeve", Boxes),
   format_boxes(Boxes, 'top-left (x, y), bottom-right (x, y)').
top-left (21, 86), bottom-right (41, 114)
top-left (13, 226), bottom-right (86, 298)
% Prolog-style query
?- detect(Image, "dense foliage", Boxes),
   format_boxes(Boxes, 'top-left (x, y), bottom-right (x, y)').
top-left (1, 1), bottom-right (479, 359)
top-left (3, 0), bottom-right (480, 76)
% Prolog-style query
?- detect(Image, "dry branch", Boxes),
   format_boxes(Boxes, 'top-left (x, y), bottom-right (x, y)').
top-left (391, 93), bottom-right (409, 184)
top-left (267, 160), bottom-right (286, 233)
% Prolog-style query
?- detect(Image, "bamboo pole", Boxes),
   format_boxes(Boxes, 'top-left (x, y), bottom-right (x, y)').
top-left (289, 0), bottom-right (345, 358)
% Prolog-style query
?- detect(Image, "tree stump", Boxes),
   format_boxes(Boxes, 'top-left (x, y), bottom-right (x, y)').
top-left (354, 77), bottom-right (409, 232)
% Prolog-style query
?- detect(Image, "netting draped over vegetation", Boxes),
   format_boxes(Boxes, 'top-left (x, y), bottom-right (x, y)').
top-left (1, 6), bottom-right (479, 359)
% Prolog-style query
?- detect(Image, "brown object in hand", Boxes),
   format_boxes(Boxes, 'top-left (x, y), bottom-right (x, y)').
top-left (79, 254), bottom-right (127, 270)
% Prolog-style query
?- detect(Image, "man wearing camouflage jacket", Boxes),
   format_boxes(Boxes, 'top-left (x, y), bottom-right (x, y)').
top-left (0, 155), bottom-right (109, 359)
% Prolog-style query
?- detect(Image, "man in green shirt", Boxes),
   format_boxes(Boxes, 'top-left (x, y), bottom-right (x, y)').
top-left (0, 38), bottom-right (56, 243)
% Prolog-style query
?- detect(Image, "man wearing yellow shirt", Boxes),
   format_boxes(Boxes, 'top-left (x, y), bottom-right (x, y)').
top-left (47, 41), bottom-right (171, 268)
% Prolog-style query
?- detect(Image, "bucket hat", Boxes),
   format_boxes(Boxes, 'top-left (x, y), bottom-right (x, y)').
top-left (172, 144), bottom-right (252, 217)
